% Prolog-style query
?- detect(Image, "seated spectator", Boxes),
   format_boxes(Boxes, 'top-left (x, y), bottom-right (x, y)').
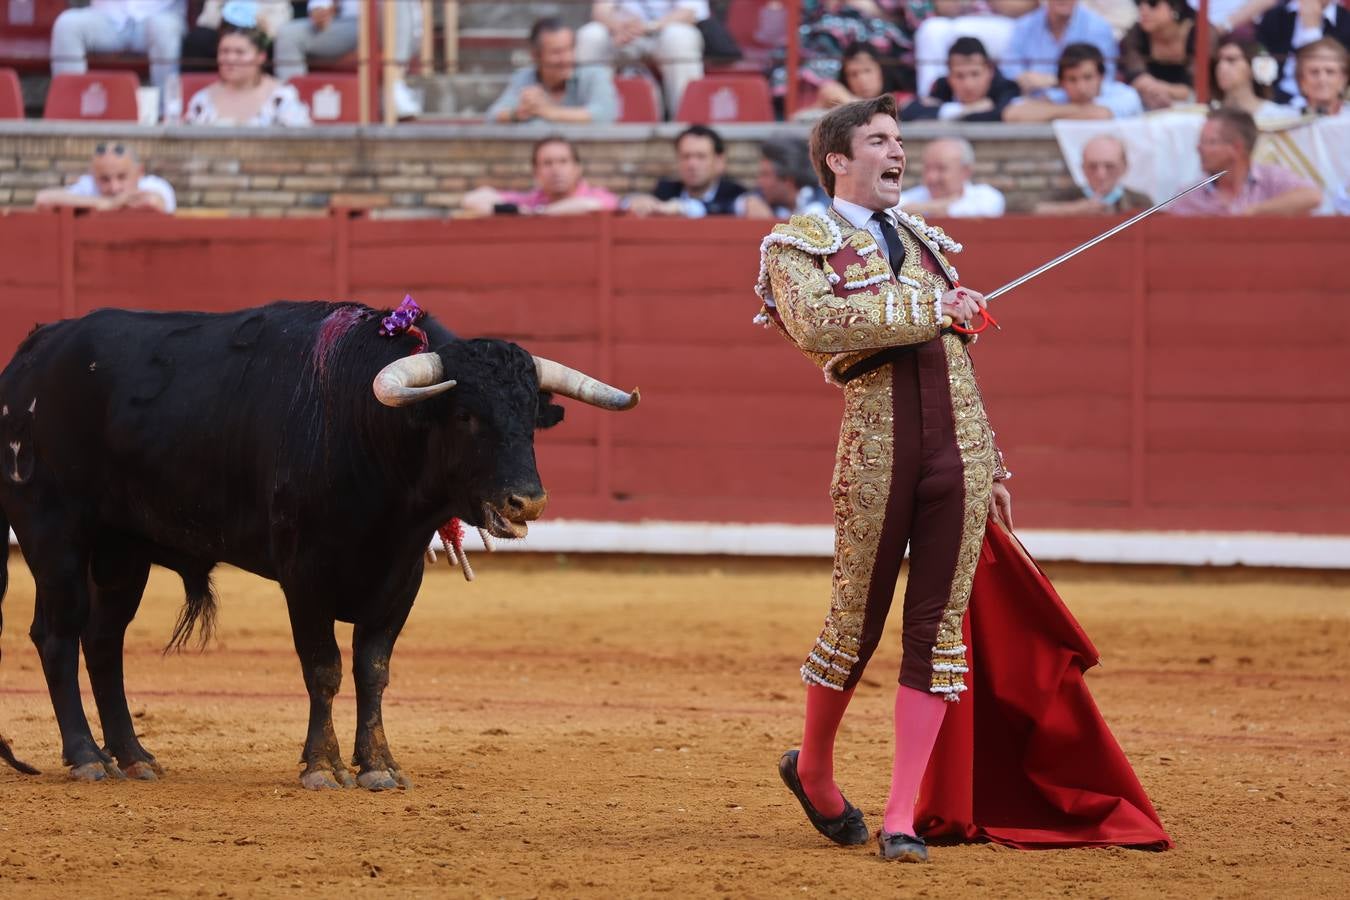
top-left (773, 1), bottom-right (921, 108)
top-left (899, 137), bottom-right (1007, 217)
top-left (798, 42), bottom-right (899, 119)
top-left (184, 11), bottom-right (310, 126)
top-left (182, 0), bottom-right (292, 71)
top-left (1168, 108), bottom-right (1322, 215)
top-left (1004, 42), bottom-right (1144, 119)
top-left (1212, 35), bottom-right (1290, 121)
top-left (1256, 0), bottom-right (1350, 101)
top-left (35, 143), bottom-right (176, 214)
top-left (576, 1), bottom-right (706, 119)
top-left (1035, 134), bottom-right (1154, 214)
top-left (50, 0), bottom-right (186, 96)
top-left (1001, 0), bottom-right (1119, 95)
top-left (912, 0), bottom-right (1030, 96)
top-left (624, 124), bottom-right (748, 217)
top-left (1281, 36), bottom-right (1349, 115)
top-left (739, 138), bottom-right (830, 219)
top-left (274, 0), bottom-right (422, 117)
top-left (461, 137), bottom-right (619, 217)
top-left (486, 17), bottom-right (618, 125)
top-left (1120, 0), bottom-right (1197, 109)
top-left (902, 36), bottom-right (1021, 121)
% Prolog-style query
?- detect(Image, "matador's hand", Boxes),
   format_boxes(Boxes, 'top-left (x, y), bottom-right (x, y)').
top-left (990, 481), bottom-right (1013, 531)
top-left (941, 286), bottom-right (986, 322)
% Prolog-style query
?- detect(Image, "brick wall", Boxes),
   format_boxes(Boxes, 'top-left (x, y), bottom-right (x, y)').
top-left (0, 122), bottom-right (1073, 217)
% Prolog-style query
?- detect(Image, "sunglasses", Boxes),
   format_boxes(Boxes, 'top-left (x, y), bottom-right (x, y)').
top-left (94, 142), bottom-right (127, 156)
top-left (1138, 0), bottom-right (1168, 6)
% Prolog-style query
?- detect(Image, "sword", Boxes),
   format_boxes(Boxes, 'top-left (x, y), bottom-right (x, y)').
top-left (984, 170), bottom-right (1225, 304)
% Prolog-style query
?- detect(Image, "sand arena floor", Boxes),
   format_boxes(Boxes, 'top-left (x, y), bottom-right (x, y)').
top-left (0, 550), bottom-right (1347, 898)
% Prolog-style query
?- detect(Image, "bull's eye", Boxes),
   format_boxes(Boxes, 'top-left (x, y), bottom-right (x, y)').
top-left (453, 409), bottom-right (475, 426)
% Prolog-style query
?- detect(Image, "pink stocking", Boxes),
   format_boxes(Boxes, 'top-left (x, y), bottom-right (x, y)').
top-left (883, 685), bottom-right (948, 835)
top-left (796, 684), bottom-right (855, 818)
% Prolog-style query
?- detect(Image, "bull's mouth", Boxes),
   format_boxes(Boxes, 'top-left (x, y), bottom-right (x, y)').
top-left (482, 502), bottom-right (530, 539)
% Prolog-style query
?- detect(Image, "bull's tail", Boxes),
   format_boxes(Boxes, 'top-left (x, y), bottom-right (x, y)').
top-left (164, 566), bottom-right (217, 653)
top-left (0, 503), bottom-right (40, 775)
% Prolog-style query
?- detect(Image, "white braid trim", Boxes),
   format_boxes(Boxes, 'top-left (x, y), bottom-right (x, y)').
top-left (843, 273), bottom-right (890, 290)
top-left (801, 666), bottom-right (847, 690)
top-left (932, 644), bottom-right (967, 657)
top-left (932, 663), bottom-right (970, 674)
top-left (895, 210), bottom-right (963, 254)
top-left (753, 214), bottom-right (844, 304)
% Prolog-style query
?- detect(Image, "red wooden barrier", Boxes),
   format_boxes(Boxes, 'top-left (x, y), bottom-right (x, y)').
top-left (1, 210), bottom-right (1346, 535)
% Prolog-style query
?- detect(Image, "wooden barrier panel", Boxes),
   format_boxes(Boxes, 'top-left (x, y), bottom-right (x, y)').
top-left (1, 210), bottom-right (1346, 535)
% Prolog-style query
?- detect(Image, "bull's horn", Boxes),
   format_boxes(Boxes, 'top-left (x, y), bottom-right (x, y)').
top-left (373, 353), bottom-right (457, 407)
top-left (534, 357), bottom-right (639, 411)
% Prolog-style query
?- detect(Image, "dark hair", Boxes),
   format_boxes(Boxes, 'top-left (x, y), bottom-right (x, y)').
top-left (809, 94), bottom-right (899, 197)
top-left (676, 124), bottom-right (725, 156)
top-left (529, 16), bottom-right (569, 48)
top-left (532, 135), bottom-right (580, 167)
top-left (1207, 107), bottom-right (1258, 155)
top-left (760, 138), bottom-right (815, 189)
top-left (220, 23), bottom-right (270, 55)
top-left (947, 36), bottom-right (991, 63)
top-left (1058, 42), bottom-right (1106, 80)
top-left (1136, 0), bottom-right (1195, 22)
top-left (1212, 36), bottom-right (1273, 102)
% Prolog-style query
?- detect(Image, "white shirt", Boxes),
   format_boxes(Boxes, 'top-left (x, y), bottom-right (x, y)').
top-left (307, 0), bottom-right (359, 20)
top-left (67, 172), bottom-right (177, 212)
top-left (900, 182), bottom-right (1006, 218)
top-left (832, 196), bottom-right (898, 265)
top-left (1278, 0), bottom-right (1340, 98)
top-left (612, 1), bottom-right (709, 22)
top-left (92, 0), bottom-right (183, 29)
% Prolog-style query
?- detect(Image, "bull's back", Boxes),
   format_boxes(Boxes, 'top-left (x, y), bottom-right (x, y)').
top-left (0, 303), bottom-right (344, 567)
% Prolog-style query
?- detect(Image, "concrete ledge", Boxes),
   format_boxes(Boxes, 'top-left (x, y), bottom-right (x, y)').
top-left (432, 521), bottom-right (1350, 570)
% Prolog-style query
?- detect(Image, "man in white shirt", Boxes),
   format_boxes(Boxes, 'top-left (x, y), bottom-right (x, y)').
top-left (576, 0), bottom-right (706, 118)
top-left (899, 138), bottom-right (1007, 218)
top-left (272, 0), bottom-right (422, 116)
top-left (35, 143), bottom-right (176, 213)
top-left (49, 0), bottom-right (186, 94)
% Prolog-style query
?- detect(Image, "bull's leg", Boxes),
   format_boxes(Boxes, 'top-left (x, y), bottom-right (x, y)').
top-left (29, 547), bottom-right (123, 781)
top-left (82, 549), bottom-right (158, 779)
top-left (288, 609), bottom-right (353, 790)
top-left (351, 600), bottom-right (414, 791)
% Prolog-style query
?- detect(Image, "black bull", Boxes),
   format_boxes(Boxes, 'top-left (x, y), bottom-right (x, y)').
top-left (0, 301), bottom-right (637, 788)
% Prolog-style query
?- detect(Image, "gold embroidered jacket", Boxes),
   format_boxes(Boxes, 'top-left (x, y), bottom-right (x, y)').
top-left (754, 208), bottom-right (966, 383)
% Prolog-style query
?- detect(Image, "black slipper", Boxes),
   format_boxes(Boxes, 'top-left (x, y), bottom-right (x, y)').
top-left (778, 749), bottom-right (870, 846)
top-left (878, 828), bottom-right (928, 862)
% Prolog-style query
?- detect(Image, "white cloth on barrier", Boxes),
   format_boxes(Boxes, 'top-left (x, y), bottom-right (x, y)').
top-left (1052, 109), bottom-right (1350, 214)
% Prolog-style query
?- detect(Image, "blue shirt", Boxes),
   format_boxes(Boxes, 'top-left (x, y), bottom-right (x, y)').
top-left (1039, 80), bottom-right (1144, 118)
top-left (1000, 5), bottom-right (1118, 82)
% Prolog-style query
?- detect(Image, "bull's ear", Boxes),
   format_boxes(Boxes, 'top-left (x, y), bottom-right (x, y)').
top-left (536, 391), bottom-right (565, 429)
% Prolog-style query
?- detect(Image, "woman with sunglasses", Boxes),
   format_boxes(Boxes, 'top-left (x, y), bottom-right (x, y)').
top-left (184, 4), bottom-right (310, 127)
top-left (1119, 0), bottom-right (1196, 109)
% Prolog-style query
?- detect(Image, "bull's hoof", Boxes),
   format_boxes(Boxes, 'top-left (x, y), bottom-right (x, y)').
top-left (122, 761), bottom-right (160, 781)
top-left (357, 767), bottom-right (412, 791)
top-left (70, 760), bottom-right (125, 782)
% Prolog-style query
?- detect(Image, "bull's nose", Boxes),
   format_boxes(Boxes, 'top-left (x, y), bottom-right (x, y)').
top-left (506, 491), bottom-right (548, 521)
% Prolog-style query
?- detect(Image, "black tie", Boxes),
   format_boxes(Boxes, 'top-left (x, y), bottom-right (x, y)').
top-left (872, 211), bottom-right (905, 272)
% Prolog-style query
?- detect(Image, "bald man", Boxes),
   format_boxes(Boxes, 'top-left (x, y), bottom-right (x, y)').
top-left (1035, 134), bottom-right (1153, 215)
top-left (35, 143), bottom-right (176, 213)
top-left (898, 138), bottom-right (1006, 218)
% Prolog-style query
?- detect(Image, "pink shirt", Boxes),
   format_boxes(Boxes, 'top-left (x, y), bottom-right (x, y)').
top-left (1168, 164), bottom-right (1318, 216)
top-left (499, 180), bottom-right (619, 213)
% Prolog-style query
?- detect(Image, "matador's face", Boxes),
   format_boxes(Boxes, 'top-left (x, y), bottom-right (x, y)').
top-left (835, 113), bottom-right (906, 211)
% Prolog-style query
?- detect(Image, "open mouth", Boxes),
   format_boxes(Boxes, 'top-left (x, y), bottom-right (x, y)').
top-left (880, 167), bottom-right (902, 188)
top-left (482, 502), bottom-right (529, 539)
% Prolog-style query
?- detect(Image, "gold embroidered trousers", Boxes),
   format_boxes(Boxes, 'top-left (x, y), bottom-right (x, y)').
top-left (801, 333), bottom-right (998, 700)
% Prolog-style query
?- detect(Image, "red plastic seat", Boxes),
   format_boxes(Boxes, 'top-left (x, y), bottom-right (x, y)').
top-left (721, 0), bottom-right (777, 70)
top-left (42, 71), bottom-right (140, 121)
top-left (614, 75), bottom-right (660, 123)
top-left (288, 73), bottom-right (361, 123)
top-left (0, 0), bottom-right (65, 72)
top-left (0, 68), bottom-right (22, 118)
top-left (179, 72), bottom-right (217, 108)
top-left (675, 76), bottom-right (773, 123)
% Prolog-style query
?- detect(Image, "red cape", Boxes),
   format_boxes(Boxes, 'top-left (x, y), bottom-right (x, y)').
top-left (915, 522), bottom-right (1173, 850)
